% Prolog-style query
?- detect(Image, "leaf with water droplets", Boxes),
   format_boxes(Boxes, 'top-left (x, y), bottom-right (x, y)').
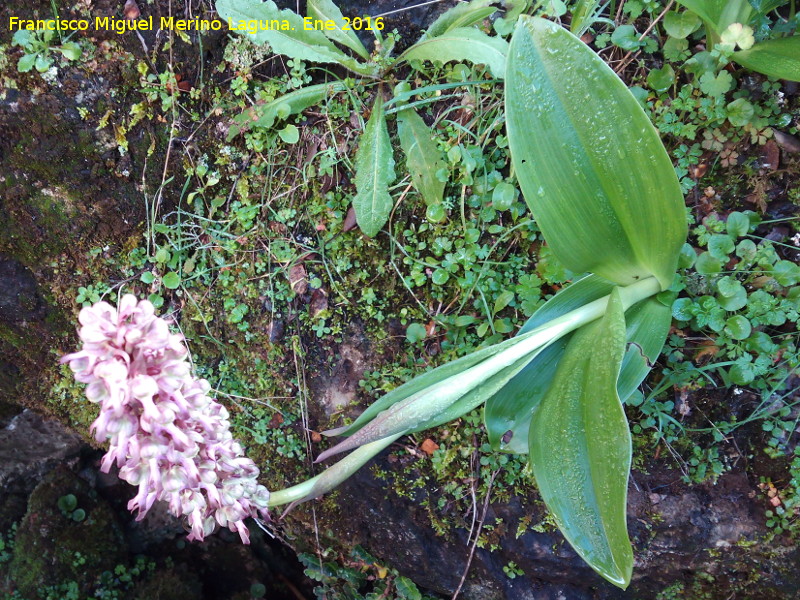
top-left (732, 36), bottom-right (800, 82)
top-left (485, 276), bottom-right (670, 453)
top-left (399, 27), bottom-right (508, 78)
top-left (529, 287), bottom-right (633, 589)
top-left (353, 95), bottom-right (395, 237)
top-left (505, 17), bottom-right (686, 290)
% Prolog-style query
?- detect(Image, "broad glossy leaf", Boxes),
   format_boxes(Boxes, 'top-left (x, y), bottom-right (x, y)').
top-left (228, 82), bottom-right (347, 139)
top-left (506, 17), bottom-right (686, 290)
top-left (733, 36), bottom-right (800, 82)
top-left (215, 0), bottom-right (373, 75)
top-left (397, 107), bottom-right (446, 206)
top-left (353, 96), bottom-right (396, 237)
top-left (616, 298), bottom-right (671, 401)
top-left (486, 277), bottom-right (670, 452)
top-left (485, 336), bottom-right (570, 453)
top-left (400, 27), bottom-right (508, 78)
top-left (529, 288), bottom-right (633, 588)
top-left (674, 0), bottom-right (752, 34)
top-left (421, 0), bottom-right (499, 40)
top-left (307, 0), bottom-right (370, 59)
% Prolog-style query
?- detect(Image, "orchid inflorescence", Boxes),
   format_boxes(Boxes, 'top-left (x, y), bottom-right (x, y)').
top-left (61, 294), bottom-right (270, 543)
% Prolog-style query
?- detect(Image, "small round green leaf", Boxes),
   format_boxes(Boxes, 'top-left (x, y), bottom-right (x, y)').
top-left (663, 11), bottom-right (701, 39)
top-left (611, 25), bottom-right (641, 50)
top-left (725, 315), bottom-right (752, 340)
top-left (35, 53), bottom-right (52, 72)
top-left (726, 211), bottom-right (750, 237)
top-left (426, 203), bottom-right (446, 223)
top-left (162, 272), bottom-right (181, 289)
top-left (773, 260), bottom-right (800, 286)
top-left (431, 269), bottom-right (449, 285)
top-left (278, 124), bottom-right (300, 144)
top-left (140, 271), bottom-right (155, 284)
top-left (492, 182), bottom-right (517, 211)
top-left (695, 252), bottom-right (723, 275)
top-left (726, 98), bottom-right (755, 127)
top-left (405, 323), bottom-right (427, 343)
top-left (71, 508), bottom-right (86, 522)
top-left (672, 297), bottom-right (695, 321)
top-left (647, 65), bottom-right (675, 92)
top-left (707, 234), bottom-right (735, 261)
top-left (729, 363), bottom-right (754, 385)
top-left (678, 243), bottom-right (697, 269)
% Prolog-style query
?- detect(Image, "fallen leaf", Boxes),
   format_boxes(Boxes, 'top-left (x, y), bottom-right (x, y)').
top-left (289, 263), bottom-right (308, 294)
top-left (309, 287), bottom-right (328, 318)
top-left (124, 0), bottom-right (141, 20)
top-left (694, 340), bottom-right (720, 363)
top-left (774, 130), bottom-right (800, 154)
top-left (420, 439), bottom-right (439, 456)
top-left (343, 206), bottom-right (358, 232)
top-left (759, 139), bottom-right (780, 171)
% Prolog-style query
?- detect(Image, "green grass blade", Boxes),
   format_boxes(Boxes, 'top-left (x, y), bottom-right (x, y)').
top-left (733, 36), bottom-right (800, 82)
top-left (307, 0), bottom-right (370, 59)
top-left (353, 96), bottom-right (396, 237)
top-left (505, 17), bottom-right (686, 289)
top-left (529, 287), bottom-right (633, 588)
top-left (397, 106), bottom-right (446, 207)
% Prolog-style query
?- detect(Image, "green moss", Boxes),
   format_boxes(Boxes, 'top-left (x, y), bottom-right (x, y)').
top-left (8, 467), bottom-right (127, 598)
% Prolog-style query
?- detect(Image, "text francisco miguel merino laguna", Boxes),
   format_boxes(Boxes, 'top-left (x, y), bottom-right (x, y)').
top-left (7, 16), bottom-right (338, 35)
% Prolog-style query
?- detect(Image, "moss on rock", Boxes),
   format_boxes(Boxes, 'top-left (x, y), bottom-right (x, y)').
top-left (8, 466), bottom-right (127, 598)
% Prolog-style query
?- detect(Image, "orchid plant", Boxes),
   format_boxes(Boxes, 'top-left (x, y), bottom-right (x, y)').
top-left (64, 9), bottom-right (689, 592)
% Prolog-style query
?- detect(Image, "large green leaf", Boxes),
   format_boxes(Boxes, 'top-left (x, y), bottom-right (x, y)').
top-left (505, 17), bottom-right (686, 290)
top-left (215, 0), bottom-right (373, 75)
top-left (485, 276), bottom-right (670, 453)
top-left (352, 96), bottom-right (396, 237)
top-left (420, 0), bottom-right (499, 41)
top-left (616, 297), bottom-right (672, 400)
top-left (228, 82), bottom-right (347, 139)
top-left (307, 0), bottom-right (370, 59)
top-left (397, 107), bottom-right (446, 206)
top-left (529, 288), bottom-right (633, 588)
top-left (485, 335), bottom-right (570, 453)
top-left (399, 27), bottom-right (508, 78)
top-left (733, 36), bottom-right (800, 82)
top-left (674, 0), bottom-right (752, 34)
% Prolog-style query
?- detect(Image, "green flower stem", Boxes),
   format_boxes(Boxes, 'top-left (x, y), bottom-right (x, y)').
top-left (267, 276), bottom-right (661, 506)
top-left (267, 433), bottom-right (402, 507)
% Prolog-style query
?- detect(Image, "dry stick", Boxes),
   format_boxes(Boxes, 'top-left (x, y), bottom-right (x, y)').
top-left (451, 469), bottom-right (500, 600)
top-left (614, 0), bottom-right (675, 75)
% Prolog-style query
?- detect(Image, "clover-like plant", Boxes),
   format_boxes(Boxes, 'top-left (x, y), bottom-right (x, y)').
top-left (260, 16), bottom-right (688, 589)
